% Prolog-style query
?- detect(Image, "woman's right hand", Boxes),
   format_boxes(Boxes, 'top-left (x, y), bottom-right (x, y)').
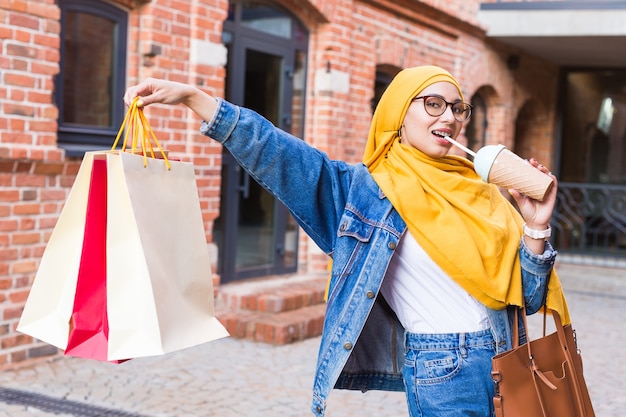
top-left (124, 78), bottom-right (219, 121)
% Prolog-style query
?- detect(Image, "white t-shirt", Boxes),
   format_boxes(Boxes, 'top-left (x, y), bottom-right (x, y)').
top-left (379, 231), bottom-right (489, 334)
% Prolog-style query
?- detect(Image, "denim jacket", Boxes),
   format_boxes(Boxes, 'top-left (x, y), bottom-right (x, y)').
top-left (201, 99), bottom-right (557, 417)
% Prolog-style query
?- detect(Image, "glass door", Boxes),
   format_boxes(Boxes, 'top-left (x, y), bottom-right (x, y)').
top-left (216, 1), bottom-right (307, 282)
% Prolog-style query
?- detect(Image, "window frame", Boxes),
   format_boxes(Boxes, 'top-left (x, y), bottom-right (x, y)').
top-left (55, 0), bottom-right (128, 156)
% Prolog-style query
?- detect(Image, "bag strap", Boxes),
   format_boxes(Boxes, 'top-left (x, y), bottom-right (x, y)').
top-left (518, 306), bottom-right (553, 417)
top-left (515, 306), bottom-right (590, 417)
top-left (552, 309), bottom-right (589, 417)
top-left (512, 307), bottom-right (520, 348)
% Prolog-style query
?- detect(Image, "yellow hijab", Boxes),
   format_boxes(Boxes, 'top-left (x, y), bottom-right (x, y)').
top-left (364, 66), bottom-right (569, 322)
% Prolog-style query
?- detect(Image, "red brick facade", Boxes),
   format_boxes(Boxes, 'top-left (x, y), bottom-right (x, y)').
top-left (1, 0), bottom-right (561, 366)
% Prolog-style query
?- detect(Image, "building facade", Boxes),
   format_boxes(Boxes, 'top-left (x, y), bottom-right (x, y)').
top-left (1, 0), bottom-right (625, 366)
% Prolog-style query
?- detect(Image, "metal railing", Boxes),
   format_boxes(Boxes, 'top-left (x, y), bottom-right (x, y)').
top-left (552, 183), bottom-right (626, 258)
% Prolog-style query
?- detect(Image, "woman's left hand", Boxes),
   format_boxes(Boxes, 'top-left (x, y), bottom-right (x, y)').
top-left (509, 158), bottom-right (558, 227)
top-left (508, 159), bottom-right (558, 252)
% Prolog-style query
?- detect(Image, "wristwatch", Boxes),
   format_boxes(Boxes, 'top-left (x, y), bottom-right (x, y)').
top-left (523, 223), bottom-right (552, 239)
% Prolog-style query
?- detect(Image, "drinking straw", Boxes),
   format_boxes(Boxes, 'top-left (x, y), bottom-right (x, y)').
top-left (441, 135), bottom-right (476, 157)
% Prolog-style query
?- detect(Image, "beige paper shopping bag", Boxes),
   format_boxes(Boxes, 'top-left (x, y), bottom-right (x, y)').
top-left (17, 153), bottom-right (97, 350)
top-left (105, 151), bottom-right (228, 360)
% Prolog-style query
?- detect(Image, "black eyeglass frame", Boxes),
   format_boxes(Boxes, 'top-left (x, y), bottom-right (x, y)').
top-left (413, 95), bottom-right (473, 122)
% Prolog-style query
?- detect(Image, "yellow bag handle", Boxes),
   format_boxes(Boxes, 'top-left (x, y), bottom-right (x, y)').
top-left (112, 97), bottom-right (171, 170)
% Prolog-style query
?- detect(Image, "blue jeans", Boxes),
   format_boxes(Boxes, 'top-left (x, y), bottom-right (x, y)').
top-left (403, 329), bottom-right (496, 417)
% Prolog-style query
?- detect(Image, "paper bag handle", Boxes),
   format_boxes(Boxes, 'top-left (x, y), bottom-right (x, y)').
top-left (112, 97), bottom-right (171, 170)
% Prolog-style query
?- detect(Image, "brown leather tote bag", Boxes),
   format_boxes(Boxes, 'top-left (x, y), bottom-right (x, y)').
top-left (491, 307), bottom-right (595, 417)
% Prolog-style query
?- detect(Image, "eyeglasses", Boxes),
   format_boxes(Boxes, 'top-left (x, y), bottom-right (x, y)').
top-left (413, 95), bottom-right (473, 122)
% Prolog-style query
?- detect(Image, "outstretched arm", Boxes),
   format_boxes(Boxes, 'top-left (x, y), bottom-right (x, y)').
top-left (125, 78), bottom-right (353, 254)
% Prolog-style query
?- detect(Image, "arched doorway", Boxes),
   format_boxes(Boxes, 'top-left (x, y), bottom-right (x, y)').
top-left (514, 99), bottom-right (549, 163)
top-left (466, 90), bottom-right (488, 156)
top-left (215, 1), bottom-right (308, 282)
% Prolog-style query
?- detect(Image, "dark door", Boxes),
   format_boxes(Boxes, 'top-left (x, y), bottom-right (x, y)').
top-left (216, 1), bottom-right (307, 282)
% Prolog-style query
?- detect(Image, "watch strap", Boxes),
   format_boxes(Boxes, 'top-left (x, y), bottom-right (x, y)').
top-left (523, 223), bottom-right (552, 239)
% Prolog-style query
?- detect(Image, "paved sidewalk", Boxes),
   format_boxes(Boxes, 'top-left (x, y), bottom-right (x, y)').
top-left (0, 262), bottom-right (624, 417)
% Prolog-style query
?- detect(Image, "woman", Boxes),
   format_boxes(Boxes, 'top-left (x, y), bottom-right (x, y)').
top-left (125, 65), bottom-right (569, 417)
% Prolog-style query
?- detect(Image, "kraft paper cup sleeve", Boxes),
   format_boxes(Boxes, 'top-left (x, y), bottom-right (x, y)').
top-left (474, 145), bottom-right (554, 201)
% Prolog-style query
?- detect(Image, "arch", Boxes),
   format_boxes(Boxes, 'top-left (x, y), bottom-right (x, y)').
top-left (274, 0), bottom-right (330, 30)
top-left (374, 36), bottom-right (411, 69)
top-left (466, 92), bottom-right (487, 151)
top-left (370, 37), bottom-right (408, 114)
top-left (466, 85), bottom-right (499, 152)
top-left (514, 98), bottom-right (550, 162)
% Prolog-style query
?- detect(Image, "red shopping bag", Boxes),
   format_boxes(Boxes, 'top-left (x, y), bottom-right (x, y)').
top-left (64, 158), bottom-right (124, 363)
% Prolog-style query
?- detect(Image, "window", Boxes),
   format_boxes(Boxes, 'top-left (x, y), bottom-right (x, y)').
top-left (55, 0), bottom-right (128, 155)
top-left (371, 66), bottom-right (399, 114)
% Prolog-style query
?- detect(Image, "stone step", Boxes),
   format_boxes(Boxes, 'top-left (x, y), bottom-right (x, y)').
top-left (216, 303), bottom-right (326, 344)
top-left (215, 274), bottom-right (328, 345)
top-left (216, 274), bottom-right (328, 313)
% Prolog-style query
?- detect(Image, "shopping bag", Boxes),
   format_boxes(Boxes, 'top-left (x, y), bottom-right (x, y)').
top-left (491, 307), bottom-right (595, 417)
top-left (17, 149), bottom-right (96, 351)
top-left (18, 99), bottom-right (229, 361)
top-left (64, 156), bottom-right (115, 362)
top-left (107, 149), bottom-right (229, 359)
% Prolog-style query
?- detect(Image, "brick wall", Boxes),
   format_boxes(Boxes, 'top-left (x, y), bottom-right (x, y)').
top-left (1, 0), bottom-right (65, 366)
top-left (0, 0), bottom-right (561, 366)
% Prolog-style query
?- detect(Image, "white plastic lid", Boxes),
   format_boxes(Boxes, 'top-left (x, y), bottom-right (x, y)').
top-left (474, 144), bottom-right (506, 182)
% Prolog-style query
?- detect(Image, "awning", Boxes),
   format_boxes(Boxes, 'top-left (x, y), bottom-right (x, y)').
top-left (478, 2), bottom-right (626, 67)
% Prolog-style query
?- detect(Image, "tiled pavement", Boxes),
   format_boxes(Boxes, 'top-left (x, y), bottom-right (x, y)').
top-left (0, 261), bottom-right (624, 417)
